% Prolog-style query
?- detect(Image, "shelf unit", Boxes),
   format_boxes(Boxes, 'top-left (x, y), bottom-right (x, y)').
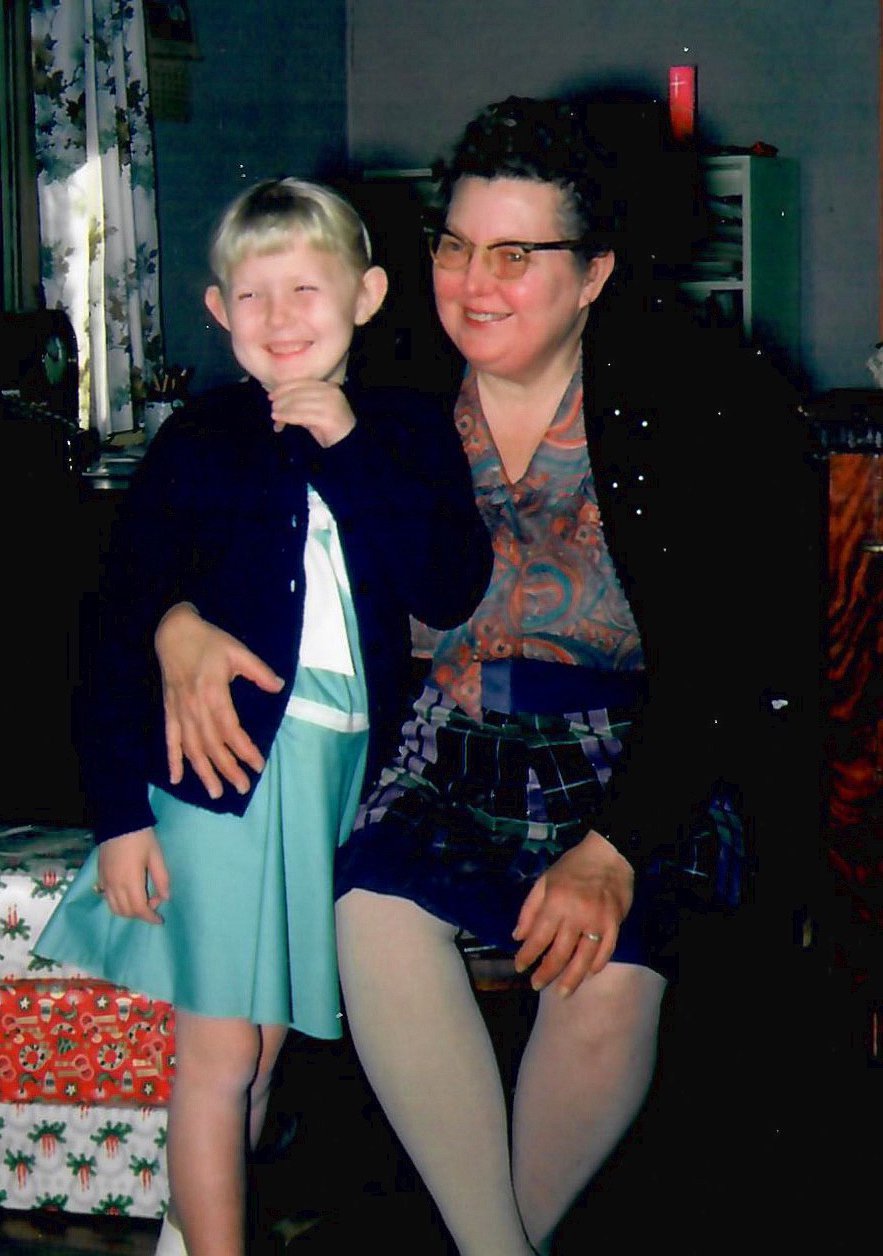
top-left (678, 154), bottom-right (800, 365)
top-left (350, 154), bottom-right (801, 380)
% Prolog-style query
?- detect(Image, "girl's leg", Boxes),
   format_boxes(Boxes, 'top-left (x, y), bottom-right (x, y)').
top-left (165, 1011), bottom-right (287, 1256)
top-left (335, 890), bottom-right (535, 1256)
top-left (247, 1023), bottom-right (289, 1150)
top-left (512, 963), bottom-right (666, 1254)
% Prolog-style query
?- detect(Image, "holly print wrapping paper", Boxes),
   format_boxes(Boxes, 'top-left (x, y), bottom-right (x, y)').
top-left (0, 826), bottom-right (172, 1215)
top-left (0, 1099), bottom-right (168, 1217)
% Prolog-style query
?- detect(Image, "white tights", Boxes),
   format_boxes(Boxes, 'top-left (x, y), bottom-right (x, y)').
top-left (335, 891), bottom-right (665, 1256)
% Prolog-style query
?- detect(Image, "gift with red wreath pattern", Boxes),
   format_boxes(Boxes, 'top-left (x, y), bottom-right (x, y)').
top-left (0, 979), bottom-right (175, 1107)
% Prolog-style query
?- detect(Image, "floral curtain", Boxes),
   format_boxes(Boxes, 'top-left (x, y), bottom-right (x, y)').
top-left (30, 0), bottom-right (163, 436)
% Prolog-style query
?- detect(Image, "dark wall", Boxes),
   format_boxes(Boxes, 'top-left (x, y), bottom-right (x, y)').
top-left (151, 2), bottom-right (878, 394)
top-left (152, 0), bottom-right (348, 392)
top-left (347, 0), bottom-right (879, 393)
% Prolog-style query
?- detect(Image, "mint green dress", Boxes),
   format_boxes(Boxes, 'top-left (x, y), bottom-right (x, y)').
top-left (35, 488), bottom-right (368, 1040)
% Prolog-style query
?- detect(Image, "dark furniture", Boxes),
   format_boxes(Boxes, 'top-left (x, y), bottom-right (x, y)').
top-left (0, 310), bottom-right (128, 825)
top-left (807, 388), bottom-right (883, 1051)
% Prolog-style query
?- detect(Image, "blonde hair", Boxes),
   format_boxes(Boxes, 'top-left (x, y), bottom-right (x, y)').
top-left (209, 177), bottom-right (373, 290)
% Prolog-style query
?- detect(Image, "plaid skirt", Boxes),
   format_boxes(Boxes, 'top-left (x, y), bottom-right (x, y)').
top-left (336, 682), bottom-right (677, 975)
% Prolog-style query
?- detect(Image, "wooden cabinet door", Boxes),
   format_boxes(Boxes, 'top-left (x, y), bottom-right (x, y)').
top-left (826, 451), bottom-right (883, 940)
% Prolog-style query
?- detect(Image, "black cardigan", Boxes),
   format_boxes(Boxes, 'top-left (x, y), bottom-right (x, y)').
top-left (420, 302), bottom-right (821, 878)
top-left (82, 377), bottom-right (493, 844)
top-left (578, 304), bottom-right (823, 878)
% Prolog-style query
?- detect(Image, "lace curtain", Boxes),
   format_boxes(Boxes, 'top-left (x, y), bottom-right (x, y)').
top-left (30, 0), bottom-right (163, 436)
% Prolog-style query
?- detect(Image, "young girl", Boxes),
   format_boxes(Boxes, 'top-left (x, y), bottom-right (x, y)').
top-left (35, 177), bottom-right (492, 1256)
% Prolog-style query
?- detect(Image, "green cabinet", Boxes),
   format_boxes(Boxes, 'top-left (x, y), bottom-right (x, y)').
top-left (678, 155), bottom-right (800, 368)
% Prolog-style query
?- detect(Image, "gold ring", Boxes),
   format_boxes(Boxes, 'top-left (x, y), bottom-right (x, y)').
top-left (584, 931), bottom-right (602, 943)
top-left (92, 883), bottom-right (104, 895)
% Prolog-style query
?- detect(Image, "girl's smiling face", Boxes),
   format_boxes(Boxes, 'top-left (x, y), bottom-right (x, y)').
top-left (205, 233), bottom-right (385, 392)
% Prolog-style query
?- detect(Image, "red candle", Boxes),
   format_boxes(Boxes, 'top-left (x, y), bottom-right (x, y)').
top-left (669, 65), bottom-right (697, 143)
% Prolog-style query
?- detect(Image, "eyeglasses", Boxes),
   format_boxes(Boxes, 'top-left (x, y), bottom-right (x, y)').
top-left (426, 227), bottom-right (586, 281)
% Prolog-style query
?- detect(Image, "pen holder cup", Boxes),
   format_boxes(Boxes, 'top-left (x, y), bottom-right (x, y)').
top-left (143, 400), bottom-right (177, 441)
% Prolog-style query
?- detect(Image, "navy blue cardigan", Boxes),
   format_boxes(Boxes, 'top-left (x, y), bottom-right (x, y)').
top-left (83, 377), bottom-right (493, 844)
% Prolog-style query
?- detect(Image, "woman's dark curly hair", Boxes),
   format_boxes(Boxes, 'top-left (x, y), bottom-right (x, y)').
top-left (437, 95), bottom-right (621, 262)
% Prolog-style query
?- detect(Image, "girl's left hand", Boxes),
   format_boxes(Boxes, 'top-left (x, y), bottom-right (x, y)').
top-left (512, 830), bottom-right (634, 996)
top-left (268, 379), bottom-right (356, 447)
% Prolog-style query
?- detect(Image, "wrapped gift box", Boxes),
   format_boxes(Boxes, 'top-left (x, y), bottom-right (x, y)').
top-left (0, 1099), bottom-right (167, 1217)
top-left (0, 980), bottom-right (174, 1107)
top-left (0, 826), bottom-right (173, 1216)
top-left (0, 825), bottom-right (96, 981)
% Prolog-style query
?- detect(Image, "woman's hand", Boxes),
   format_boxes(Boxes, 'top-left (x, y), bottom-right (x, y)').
top-left (268, 379), bottom-right (356, 447)
top-left (155, 603), bottom-right (284, 799)
top-left (512, 830), bottom-right (634, 996)
top-left (97, 828), bottom-right (170, 924)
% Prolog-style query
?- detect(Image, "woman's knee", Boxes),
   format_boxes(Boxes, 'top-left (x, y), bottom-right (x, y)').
top-left (537, 963), bottom-right (666, 1046)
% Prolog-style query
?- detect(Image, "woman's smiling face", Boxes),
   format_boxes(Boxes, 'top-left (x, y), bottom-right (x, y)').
top-left (432, 177), bottom-right (613, 386)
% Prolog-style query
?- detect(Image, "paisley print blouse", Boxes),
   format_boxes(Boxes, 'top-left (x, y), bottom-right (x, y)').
top-left (416, 365), bottom-right (645, 720)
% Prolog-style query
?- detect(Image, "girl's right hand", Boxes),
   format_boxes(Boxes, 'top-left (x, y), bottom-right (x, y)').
top-left (97, 828), bottom-right (170, 924)
top-left (268, 378), bottom-right (356, 446)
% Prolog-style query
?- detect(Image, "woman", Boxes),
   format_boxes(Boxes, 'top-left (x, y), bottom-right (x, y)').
top-left (156, 97), bottom-right (818, 1254)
